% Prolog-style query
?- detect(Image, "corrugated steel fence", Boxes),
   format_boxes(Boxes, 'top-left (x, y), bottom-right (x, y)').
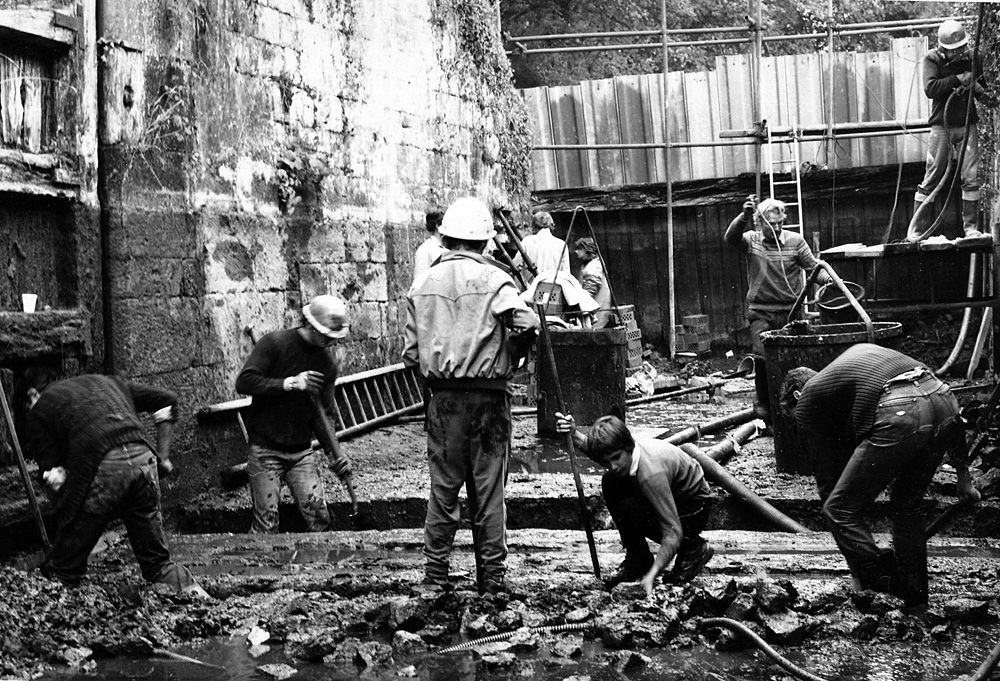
top-left (520, 37), bottom-right (930, 190)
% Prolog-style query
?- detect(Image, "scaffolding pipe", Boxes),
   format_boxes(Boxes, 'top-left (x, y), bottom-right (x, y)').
top-left (752, 0), bottom-right (762, 198)
top-left (662, 0), bottom-right (676, 359)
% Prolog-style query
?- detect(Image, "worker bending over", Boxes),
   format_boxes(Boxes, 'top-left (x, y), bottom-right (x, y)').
top-left (16, 368), bottom-right (208, 597)
top-left (780, 344), bottom-right (980, 607)
top-left (555, 412), bottom-right (714, 595)
top-left (404, 196), bottom-right (539, 596)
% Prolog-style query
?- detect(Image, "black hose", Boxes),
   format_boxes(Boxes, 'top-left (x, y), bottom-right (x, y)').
top-left (434, 621), bottom-right (592, 655)
top-left (702, 618), bottom-right (830, 681)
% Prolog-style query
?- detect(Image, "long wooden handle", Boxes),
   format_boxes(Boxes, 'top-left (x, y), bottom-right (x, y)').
top-left (0, 387), bottom-right (50, 550)
top-left (535, 309), bottom-right (601, 580)
top-left (309, 393), bottom-right (358, 514)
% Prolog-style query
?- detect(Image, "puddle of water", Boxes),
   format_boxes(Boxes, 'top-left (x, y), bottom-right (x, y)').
top-left (36, 627), bottom-right (995, 681)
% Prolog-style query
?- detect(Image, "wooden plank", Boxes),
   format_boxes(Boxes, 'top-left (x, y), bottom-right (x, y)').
top-left (0, 54), bottom-right (24, 146)
top-left (521, 87), bottom-right (558, 191)
top-left (21, 57), bottom-right (42, 152)
top-left (865, 51), bottom-right (894, 167)
top-left (792, 52), bottom-right (825, 171)
top-left (707, 70), bottom-right (726, 177)
top-left (0, 7), bottom-right (77, 47)
top-left (892, 36), bottom-right (929, 163)
top-left (546, 85), bottom-right (588, 189)
top-left (614, 75), bottom-right (650, 185)
top-left (639, 73), bottom-right (666, 183)
top-left (684, 71), bottom-right (717, 180)
top-left (665, 71), bottom-right (690, 182)
top-left (717, 54), bottom-right (756, 176)
top-left (580, 78), bottom-right (624, 187)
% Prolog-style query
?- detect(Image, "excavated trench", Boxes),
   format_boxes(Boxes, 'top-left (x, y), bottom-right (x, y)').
top-left (4, 380), bottom-right (1000, 680)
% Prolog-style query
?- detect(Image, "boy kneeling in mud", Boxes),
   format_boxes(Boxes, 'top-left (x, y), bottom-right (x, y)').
top-left (555, 412), bottom-right (714, 595)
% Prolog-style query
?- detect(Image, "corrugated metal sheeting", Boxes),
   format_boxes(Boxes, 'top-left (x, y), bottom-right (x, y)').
top-left (521, 37), bottom-right (931, 190)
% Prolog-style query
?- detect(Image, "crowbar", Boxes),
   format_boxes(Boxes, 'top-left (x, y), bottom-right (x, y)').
top-left (0, 385), bottom-right (50, 551)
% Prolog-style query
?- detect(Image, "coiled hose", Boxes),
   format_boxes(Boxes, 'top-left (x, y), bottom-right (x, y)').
top-left (702, 618), bottom-right (829, 681)
top-left (434, 621), bottom-right (592, 655)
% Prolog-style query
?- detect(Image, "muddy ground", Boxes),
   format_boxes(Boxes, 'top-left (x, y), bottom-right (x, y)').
top-left (2, 314), bottom-right (1000, 680)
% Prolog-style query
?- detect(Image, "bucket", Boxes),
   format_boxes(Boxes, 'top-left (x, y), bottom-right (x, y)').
top-left (816, 281), bottom-right (865, 325)
top-left (760, 321), bottom-right (903, 474)
top-left (536, 327), bottom-right (627, 437)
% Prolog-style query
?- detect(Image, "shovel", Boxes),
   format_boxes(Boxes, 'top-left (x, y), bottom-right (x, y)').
top-left (309, 393), bottom-right (376, 530)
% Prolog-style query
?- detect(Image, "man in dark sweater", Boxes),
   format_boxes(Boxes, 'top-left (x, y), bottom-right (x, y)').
top-left (556, 412), bottom-right (714, 595)
top-left (235, 294), bottom-right (352, 533)
top-left (780, 344), bottom-right (980, 606)
top-left (17, 369), bottom-right (206, 595)
top-left (907, 19), bottom-right (993, 241)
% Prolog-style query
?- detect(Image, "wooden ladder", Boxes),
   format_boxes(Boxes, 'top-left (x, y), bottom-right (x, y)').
top-left (198, 363), bottom-right (425, 440)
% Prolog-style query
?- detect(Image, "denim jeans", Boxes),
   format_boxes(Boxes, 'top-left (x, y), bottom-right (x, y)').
top-left (916, 124), bottom-right (980, 202)
top-left (602, 471), bottom-right (711, 568)
top-left (814, 369), bottom-right (960, 603)
top-left (43, 443), bottom-right (195, 590)
top-left (248, 444), bottom-right (330, 533)
top-left (423, 389), bottom-right (510, 591)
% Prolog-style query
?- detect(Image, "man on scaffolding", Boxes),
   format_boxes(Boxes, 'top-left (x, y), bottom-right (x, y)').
top-left (907, 18), bottom-right (994, 243)
top-left (725, 196), bottom-right (832, 421)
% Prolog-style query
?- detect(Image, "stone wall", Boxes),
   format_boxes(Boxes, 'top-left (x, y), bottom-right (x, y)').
top-left (98, 0), bottom-right (529, 503)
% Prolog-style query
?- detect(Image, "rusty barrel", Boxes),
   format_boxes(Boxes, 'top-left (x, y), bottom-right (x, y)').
top-left (760, 321), bottom-right (903, 474)
top-left (536, 327), bottom-right (627, 437)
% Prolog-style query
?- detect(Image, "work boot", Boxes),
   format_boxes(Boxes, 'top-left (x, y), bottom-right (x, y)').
top-left (962, 199), bottom-right (983, 238)
top-left (663, 543), bottom-right (714, 584)
top-left (603, 554), bottom-right (653, 590)
top-left (906, 197), bottom-right (929, 243)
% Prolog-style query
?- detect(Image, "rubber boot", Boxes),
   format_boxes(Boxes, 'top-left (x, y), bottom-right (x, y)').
top-left (752, 355), bottom-right (771, 426)
top-left (963, 199), bottom-right (982, 238)
top-left (906, 197), bottom-right (929, 242)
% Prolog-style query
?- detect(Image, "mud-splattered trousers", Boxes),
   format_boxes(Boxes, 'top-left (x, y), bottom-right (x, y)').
top-left (808, 369), bottom-right (962, 605)
top-left (423, 388), bottom-right (511, 590)
top-left (43, 443), bottom-right (195, 590)
top-left (248, 444), bottom-right (331, 533)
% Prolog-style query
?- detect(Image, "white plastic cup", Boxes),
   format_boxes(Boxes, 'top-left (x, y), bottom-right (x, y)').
top-left (21, 293), bottom-right (37, 313)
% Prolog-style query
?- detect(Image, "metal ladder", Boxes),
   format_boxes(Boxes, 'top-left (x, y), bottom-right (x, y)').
top-left (198, 363), bottom-right (425, 441)
top-left (766, 124), bottom-right (805, 237)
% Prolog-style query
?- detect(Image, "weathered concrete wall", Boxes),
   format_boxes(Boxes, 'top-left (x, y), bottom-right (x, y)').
top-left (97, 0), bottom-right (530, 504)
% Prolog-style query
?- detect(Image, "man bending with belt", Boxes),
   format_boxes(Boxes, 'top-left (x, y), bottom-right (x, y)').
top-left (779, 343), bottom-right (980, 607)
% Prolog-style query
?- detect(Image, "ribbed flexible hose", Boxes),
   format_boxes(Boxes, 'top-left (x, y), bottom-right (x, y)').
top-left (434, 621), bottom-right (592, 655)
top-left (936, 254), bottom-right (978, 376)
top-left (702, 618), bottom-right (829, 681)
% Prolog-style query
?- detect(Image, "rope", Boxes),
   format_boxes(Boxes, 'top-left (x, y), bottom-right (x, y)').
top-left (702, 618), bottom-right (830, 681)
top-left (433, 622), bottom-right (592, 655)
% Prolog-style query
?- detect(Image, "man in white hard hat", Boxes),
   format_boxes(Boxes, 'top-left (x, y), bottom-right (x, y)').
top-left (236, 294), bottom-right (352, 533)
top-left (908, 19), bottom-right (993, 242)
top-left (404, 196), bottom-right (539, 596)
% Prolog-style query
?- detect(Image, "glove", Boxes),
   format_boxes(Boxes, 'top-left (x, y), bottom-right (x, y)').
top-left (742, 195), bottom-right (757, 220)
top-left (283, 370), bottom-right (324, 393)
top-left (956, 71), bottom-right (973, 87)
top-left (43, 466), bottom-right (67, 492)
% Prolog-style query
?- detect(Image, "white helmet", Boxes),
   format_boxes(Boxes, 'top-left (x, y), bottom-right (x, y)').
top-left (938, 19), bottom-right (968, 50)
top-left (439, 197), bottom-right (496, 241)
top-left (302, 294), bottom-right (350, 339)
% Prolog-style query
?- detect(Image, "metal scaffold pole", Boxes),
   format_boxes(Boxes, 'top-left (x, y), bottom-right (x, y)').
top-left (662, 0), bottom-right (676, 359)
top-left (752, 0), bottom-right (763, 198)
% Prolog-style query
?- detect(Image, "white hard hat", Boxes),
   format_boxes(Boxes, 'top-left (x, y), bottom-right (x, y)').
top-left (302, 294), bottom-right (350, 339)
top-left (938, 19), bottom-right (968, 50)
top-left (439, 197), bottom-right (496, 241)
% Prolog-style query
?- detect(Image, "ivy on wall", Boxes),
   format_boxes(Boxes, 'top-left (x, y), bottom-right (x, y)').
top-left (433, 0), bottom-right (533, 201)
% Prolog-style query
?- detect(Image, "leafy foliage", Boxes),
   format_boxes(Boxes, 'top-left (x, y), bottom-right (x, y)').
top-left (502, 0), bottom-right (972, 87)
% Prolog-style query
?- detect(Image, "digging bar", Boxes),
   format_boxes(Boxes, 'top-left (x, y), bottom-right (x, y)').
top-left (309, 392), bottom-right (375, 529)
top-left (0, 385), bottom-right (51, 551)
top-left (535, 310), bottom-right (602, 580)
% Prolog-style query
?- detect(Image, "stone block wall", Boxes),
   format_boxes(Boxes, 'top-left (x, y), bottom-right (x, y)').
top-left (97, 0), bottom-right (530, 504)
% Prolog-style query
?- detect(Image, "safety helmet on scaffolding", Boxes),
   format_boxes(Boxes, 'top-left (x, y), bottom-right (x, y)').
top-left (937, 19), bottom-right (968, 50)
top-left (302, 294), bottom-right (350, 340)
top-left (439, 197), bottom-right (497, 241)
top-left (757, 198), bottom-right (787, 222)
